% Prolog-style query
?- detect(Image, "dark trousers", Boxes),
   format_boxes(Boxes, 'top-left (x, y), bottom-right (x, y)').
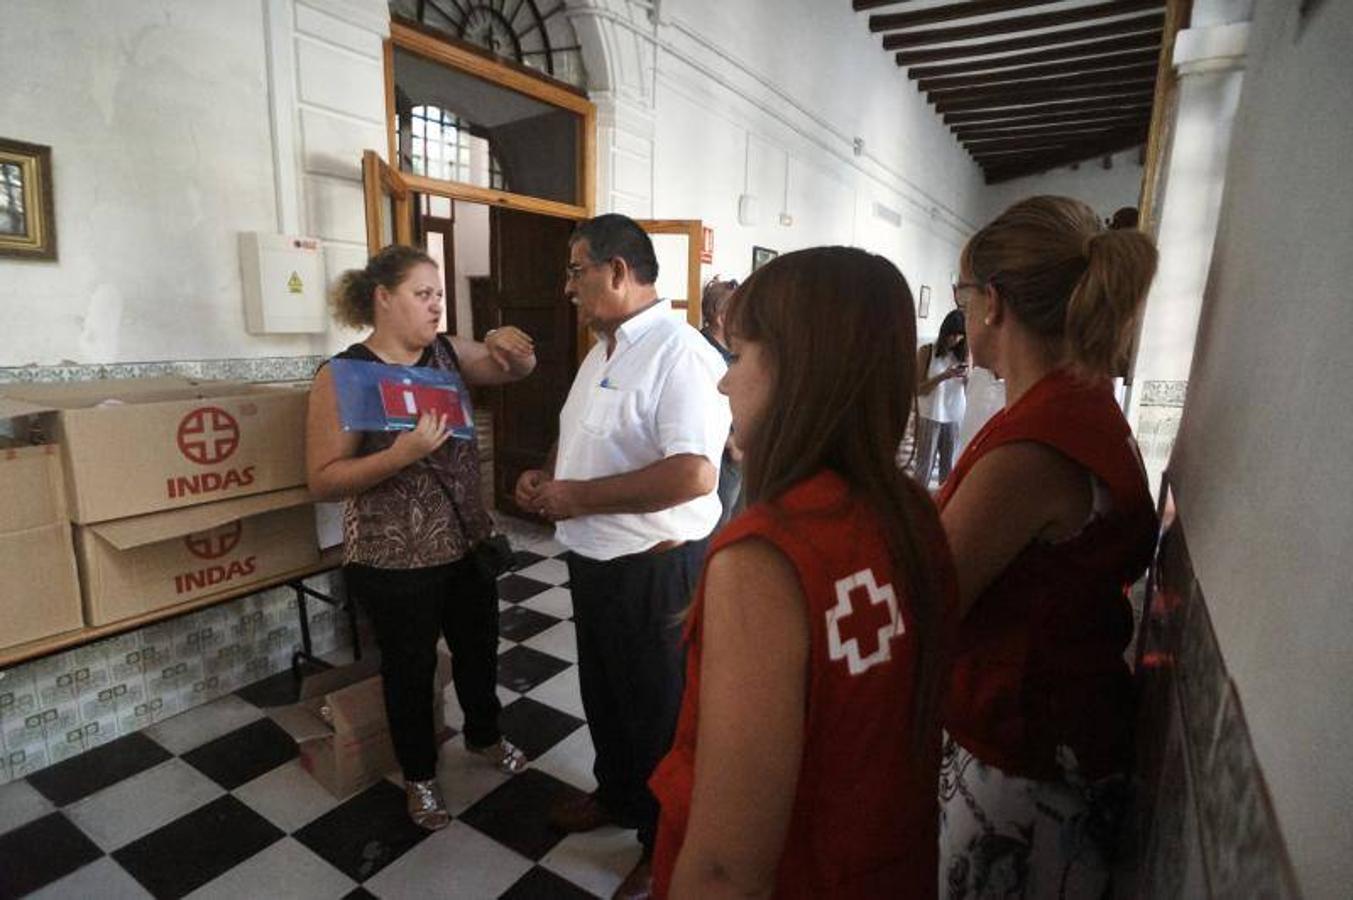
top-left (345, 556), bottom-right (503, 781)
top-left (567, 538), bottom-right (706, 851)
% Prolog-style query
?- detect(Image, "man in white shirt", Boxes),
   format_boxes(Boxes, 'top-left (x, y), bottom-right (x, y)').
top-left (514, 214), bottom-right (730, 898)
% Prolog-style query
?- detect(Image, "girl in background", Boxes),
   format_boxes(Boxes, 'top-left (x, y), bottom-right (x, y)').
top-left (913, 309), bottom-right (968, 488)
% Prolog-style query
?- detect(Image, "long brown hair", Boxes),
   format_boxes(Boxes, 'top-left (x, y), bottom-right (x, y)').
top-left (963, 195), bottom-right (1157, 376)
top-left (725, 246), bottom-right (945, 748)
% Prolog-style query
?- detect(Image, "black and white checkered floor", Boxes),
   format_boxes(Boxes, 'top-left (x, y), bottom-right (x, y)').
top-left (0, 530), bottom-right (641, 899)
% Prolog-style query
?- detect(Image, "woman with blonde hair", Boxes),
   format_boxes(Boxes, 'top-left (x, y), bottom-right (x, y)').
top-left (936, 197), bottom-right (1159, 897)
top-left (650, 246), bottom-right (955, 898)
top-left (307, 244), bottom-right (537, 830)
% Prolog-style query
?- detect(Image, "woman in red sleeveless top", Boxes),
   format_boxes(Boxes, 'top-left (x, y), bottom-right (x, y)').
top-left (649, 247), bottom-right (956, 898)
top-left (935, 197), bottom-right (1159, 897)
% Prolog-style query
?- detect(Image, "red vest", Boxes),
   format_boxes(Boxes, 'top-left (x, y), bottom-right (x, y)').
top-left (935, 370), bottom-right (1157, 780)
top-left (650, 470), bottom-right (954, 899)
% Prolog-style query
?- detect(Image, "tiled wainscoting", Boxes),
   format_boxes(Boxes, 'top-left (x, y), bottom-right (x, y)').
top-left (0, 574), bottom-right (350, 788)
top-left (1124, 484), bottom-right (1300, 898)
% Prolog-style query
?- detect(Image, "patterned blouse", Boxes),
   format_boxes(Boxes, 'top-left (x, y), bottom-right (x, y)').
top-left (332, 337), bottom-right (493, 569)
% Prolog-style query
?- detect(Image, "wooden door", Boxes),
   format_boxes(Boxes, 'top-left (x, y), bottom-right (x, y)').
top-left (489, 207), bottom-right (578, 516)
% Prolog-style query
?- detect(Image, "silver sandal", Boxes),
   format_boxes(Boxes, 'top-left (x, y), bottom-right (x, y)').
top-left (405, 778), bottom-right (450, 831)
top-left (468, 738), bottom-right (528, 774)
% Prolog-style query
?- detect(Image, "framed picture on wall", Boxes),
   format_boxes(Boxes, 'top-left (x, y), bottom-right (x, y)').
top-left (918, 284), bottom-right (931, 318)
top-left (0, 137), bottom-right (57, 260)
top-left (751, 245), bottom-right (777, 271)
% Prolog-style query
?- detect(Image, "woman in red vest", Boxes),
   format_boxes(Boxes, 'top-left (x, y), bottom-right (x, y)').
top-left (936, 196), bottom-right (1159, 897)
top-left (649, 246), bottom-right (955, 898)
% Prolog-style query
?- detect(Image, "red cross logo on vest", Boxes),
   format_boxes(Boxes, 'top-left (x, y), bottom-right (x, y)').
top-left (177, 407), bottom-right (240, 465)
top-left (826, 569), bottom-right (904, 676)
top-left (184, 522), bottom-right (243, 560)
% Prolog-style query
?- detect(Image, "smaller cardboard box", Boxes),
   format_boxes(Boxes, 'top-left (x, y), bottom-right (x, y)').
top-left (0, 440), bottom-right (83, 650)
top-left (272, 653), bottom-right (453, 798)
top-left (0, 377), bottom-right (309, 524)
top-left (75, 486), bottom-right (320, 626)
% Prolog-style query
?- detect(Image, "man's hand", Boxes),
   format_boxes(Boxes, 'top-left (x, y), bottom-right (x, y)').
top-left (486, 326), bottom-right (535, 372)
top-left (514, 468), bottom-right (549, 510)
top-left (534, 478), bottom-right (581, 521)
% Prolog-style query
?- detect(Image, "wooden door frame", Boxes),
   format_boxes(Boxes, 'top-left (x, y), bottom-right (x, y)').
top-left (636, 219), bottom-right (704, 329)
top-left (383, 21), bottom-right (596, 222)
top-left (361, 150), bottom-right (413, 254)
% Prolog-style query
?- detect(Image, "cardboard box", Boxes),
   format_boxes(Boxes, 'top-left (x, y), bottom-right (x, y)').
top-left (0, 377), bottom-right (309, 524)
top-left (75, 486), bottom-right (320, 626)
top-left (272, 653), bottom-right (453, 798)
top-left (0, 441), bottom-right (84, 650)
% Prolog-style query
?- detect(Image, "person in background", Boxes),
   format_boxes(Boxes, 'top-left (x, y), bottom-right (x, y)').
top-left (936, 196), bottom-right (1159, 897)
top-left (1108, 206), bottom-right (1140, 230)
top-left (306, 244), bottom-right (536, 831)
top-left (913, 308), bottom-right (968, 488)
top-left (650, 247), bottom-right (955, 899)
top-left (514, 214), bottom-right (730, 900)
top-left (700, 275), bottom-right (743, 531)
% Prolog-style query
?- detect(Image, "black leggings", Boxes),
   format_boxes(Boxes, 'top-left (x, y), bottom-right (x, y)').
top-left (345, 556), bottom-right (503, 781)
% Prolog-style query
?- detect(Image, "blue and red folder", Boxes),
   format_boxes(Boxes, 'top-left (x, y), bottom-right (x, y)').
top-left (329, 358), bottom-right (475, 440)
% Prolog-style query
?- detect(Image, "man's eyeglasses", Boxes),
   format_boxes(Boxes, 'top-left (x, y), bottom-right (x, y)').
top-left (704, 275), bottom-right (739, 291)
top-left (565, 259), bottom-right (610, 282)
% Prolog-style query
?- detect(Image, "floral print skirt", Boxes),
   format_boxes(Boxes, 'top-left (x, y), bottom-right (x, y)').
top-left (938, 733), bottom-right (1129, 899)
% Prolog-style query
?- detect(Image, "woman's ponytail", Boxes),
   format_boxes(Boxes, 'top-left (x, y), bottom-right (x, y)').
top-left (1064, 229), bottom-right (1158, 376)
top-left (330, 268), bottom-right (376, 328)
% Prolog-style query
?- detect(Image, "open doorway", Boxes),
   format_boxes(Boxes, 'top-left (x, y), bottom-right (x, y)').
top-left (416, 196), bottom-right (576, 515)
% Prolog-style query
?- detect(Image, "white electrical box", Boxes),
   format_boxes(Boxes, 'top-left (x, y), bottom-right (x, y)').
top-left (239, 232), bottom-right (327, 334)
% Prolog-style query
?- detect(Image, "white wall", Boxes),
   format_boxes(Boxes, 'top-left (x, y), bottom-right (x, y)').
top-left (1169, 1), bottom-right (1353, 894)
top-left (0, 0), bottom-right (387, 369)
top-left (569, 0), bottom-right (988, 344)
top-left (981, 148), bottom-right (1145, 225)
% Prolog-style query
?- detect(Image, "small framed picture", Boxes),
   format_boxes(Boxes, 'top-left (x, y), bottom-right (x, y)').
top-left (918, 284), bottom-right (931, 318)
top-left (0, 137), bottom-right (57, 260)
top-left (751, 245), bottom-right (778, 271)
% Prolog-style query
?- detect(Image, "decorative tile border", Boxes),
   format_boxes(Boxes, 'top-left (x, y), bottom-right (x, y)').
top-left (1140, 379), bottom-right (1189, 407)
top-left (1131, 494), bottom-right (1302, 897)
top-left (0, 355), bottom-right (326, 385)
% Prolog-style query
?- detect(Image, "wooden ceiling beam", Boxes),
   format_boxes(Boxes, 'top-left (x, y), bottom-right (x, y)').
top-left (943, 96), bottom-right (1154, 125)
top-left (935, 80), bottom-right (1156, 113)
top-left (931, 68), bottom-right (1155, 106)
top-left (955, 114), bottom-right (1151, 139)
top-left (868, 0), bottom-right (1065, 32)
top-left (928, 64), bottom-right (1156, 105)
top-left (963, 123), bottom-right (1147, 148)
top-left (968, 124), bottom-right (1148, 150)
top-left (981, 130), bottom-right (1149, 182)
top-left (852, 0), bottom-right (921, 11)
top-left (897, 15), bottom-right (1164, 65)
top-left (966, 133), bottom-right (1128, 154)
top-left (919, 48), bottom-right (1159, 92)
top-left (908, 30), bottom-right (1163, 79)
top-left (884, 3), bottom-right (1163, 50)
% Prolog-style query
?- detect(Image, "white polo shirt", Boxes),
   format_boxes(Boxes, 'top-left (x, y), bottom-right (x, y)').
top-left (554, 299), bottom-right (732, 560)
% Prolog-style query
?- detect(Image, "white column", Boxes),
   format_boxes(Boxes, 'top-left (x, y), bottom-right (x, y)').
top-left (1129, 18), bottom-right (1251, 498)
